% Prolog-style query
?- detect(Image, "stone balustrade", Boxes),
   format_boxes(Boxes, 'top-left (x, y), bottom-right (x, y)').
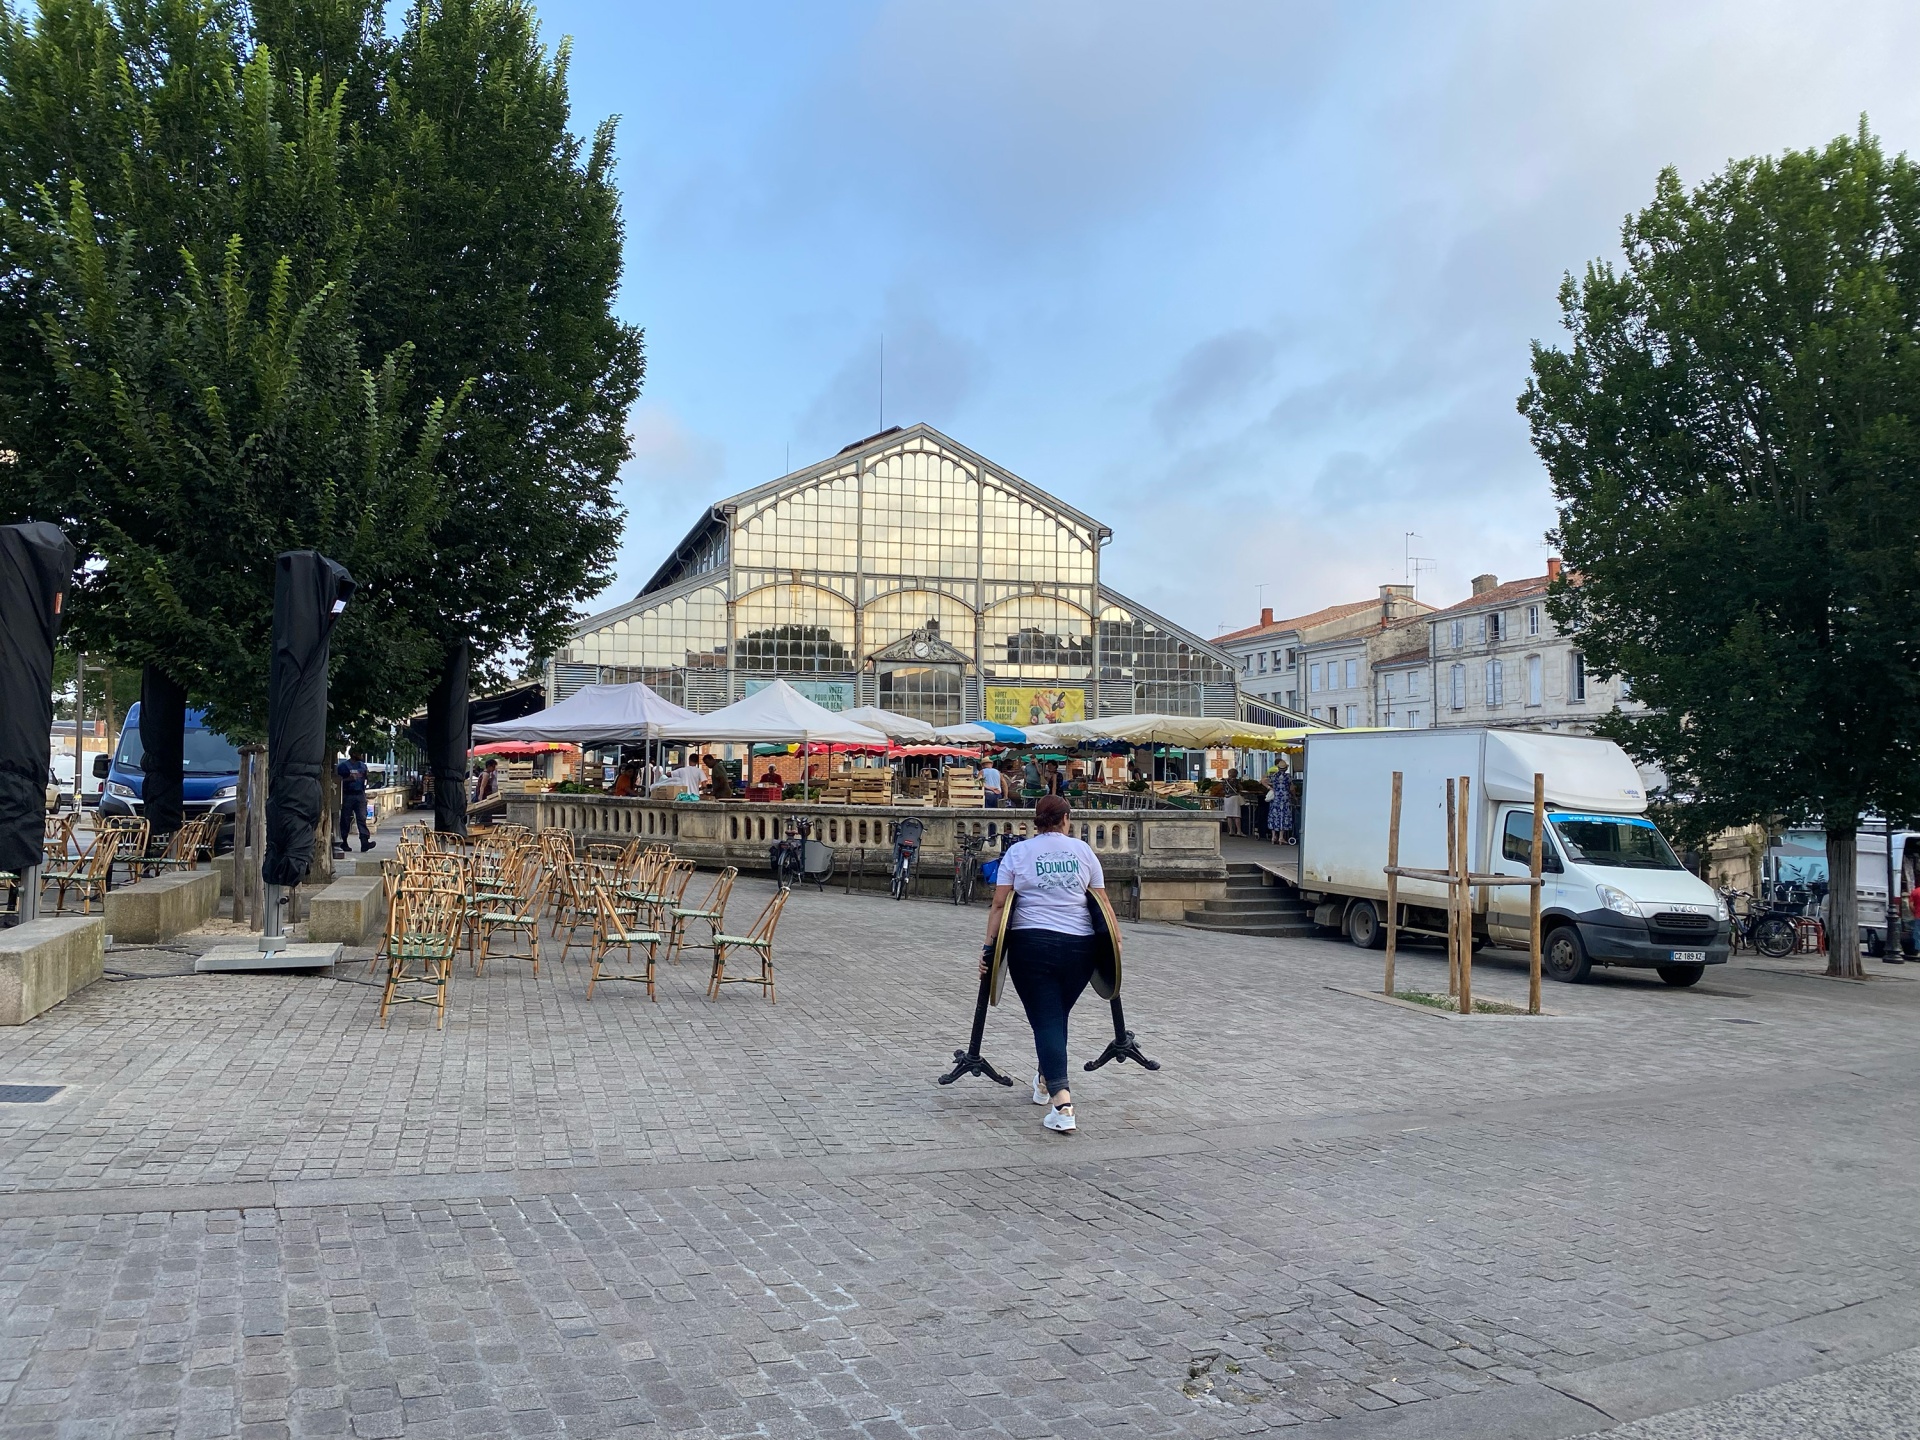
top-left (502, 794), bottom-right (1225, 920)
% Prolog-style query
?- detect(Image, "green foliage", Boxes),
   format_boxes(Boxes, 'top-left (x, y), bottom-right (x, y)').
top-left (261, 0), bottom-right (644, 685)
top-left (1521, 123), bottom-right (1920, 841)
top-left (0, 4), bottom-right (454, 741)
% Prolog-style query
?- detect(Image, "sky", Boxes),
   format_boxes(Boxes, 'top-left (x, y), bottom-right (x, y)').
top-left (530, 0), bottom-right (1920, 640)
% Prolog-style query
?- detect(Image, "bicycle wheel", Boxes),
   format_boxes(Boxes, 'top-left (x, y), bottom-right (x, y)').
top-left (891, 861), bottom-right (906, 900)
top-left (1754, 916), bottom-right (1796, 959)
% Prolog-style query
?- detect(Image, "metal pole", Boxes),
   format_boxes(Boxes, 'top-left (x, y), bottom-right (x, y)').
top-left (19, 864), bottom-right (39, 923)
top-left (73, 651), bottom-right (85, 812)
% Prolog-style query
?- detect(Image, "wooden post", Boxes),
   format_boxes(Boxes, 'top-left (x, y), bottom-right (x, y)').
top-left (231, 746), bottom-right (251, 923)
top-left (1445, 778), bottom-right (1459, 997)
top-left (1457, 773), bottom-right (1473, 1015)
top-left (1383, 770), bottom-right (1402, 996)
top-left (73, 652), bottom-right (86, 814)
top-left (1528, 772), bottom-right (1544, 1015)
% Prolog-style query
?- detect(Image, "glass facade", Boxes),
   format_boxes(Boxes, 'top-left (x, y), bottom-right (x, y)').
top-left (558, 426), bottom-right (1238, 717)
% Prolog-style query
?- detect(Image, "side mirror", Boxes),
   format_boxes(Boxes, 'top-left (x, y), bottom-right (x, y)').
top-left (92, 753), bottom-right (111, 779)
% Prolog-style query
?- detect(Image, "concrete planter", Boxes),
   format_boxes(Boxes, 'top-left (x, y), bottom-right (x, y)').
top-left (102, 869), bottom-right (221, 945)
top-left (0, 917), bottom-right (106, 1024)
top-left (307, 875), bottom-right (386, 947)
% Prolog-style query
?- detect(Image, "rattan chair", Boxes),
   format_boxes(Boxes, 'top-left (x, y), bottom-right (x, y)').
top-left (96, 814), bottom-right (149, 887)
top-left (584, 879), bottom-right (666, 1000)
top-left (472, 850), bottom-right (544, 976)
top-left (707, 886), bottom-right (791, 1003)
top-left (380, 883), bottom-right (464, 1029)
top-left (668, 866), bottom-right (736, 963)
top-left (42, 828), bottom-right (121, 915)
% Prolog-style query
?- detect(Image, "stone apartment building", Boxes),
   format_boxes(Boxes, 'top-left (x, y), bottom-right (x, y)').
top-left (1214, 586), bottom-right (1431, 725)
top-left (1422, 559), bottom-right (1636, 731)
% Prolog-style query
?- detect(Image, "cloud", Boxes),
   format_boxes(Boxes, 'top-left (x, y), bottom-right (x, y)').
top-left (1153, 328), bottom-right (1279, 436)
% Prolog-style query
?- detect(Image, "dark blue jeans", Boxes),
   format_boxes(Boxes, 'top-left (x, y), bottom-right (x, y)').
top-left (1007, 928), bottom-right (1097, 1094)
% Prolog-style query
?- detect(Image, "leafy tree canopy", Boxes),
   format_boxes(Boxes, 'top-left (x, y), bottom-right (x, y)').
top-left (1521, 122), bottom-right (1920, 973)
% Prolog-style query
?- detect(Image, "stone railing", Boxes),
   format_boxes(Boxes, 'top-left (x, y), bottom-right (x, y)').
top-left (502, 794), bottom-right (1227, 920)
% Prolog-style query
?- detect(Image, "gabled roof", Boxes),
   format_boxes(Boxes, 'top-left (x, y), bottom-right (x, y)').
top-left (1424, 574), bottom-right (1555, 618)
top-left (1375, 645), bottom-right (1430, 668)
top-left (1213, 599), bottom-right (1375, 646)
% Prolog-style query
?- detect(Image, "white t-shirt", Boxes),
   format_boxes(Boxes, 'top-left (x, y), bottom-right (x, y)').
top-left (981, 765), bottom-right (1003, 794)
top-left (999, 832), bottom-right (1104, 937)
top-left (669, 764), bottom-right (705, 792)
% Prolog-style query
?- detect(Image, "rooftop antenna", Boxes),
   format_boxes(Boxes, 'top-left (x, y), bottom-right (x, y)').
top-left (878, 333), bottom-right (885, 431)
top-left (1404, 531), bottom-right (1436, 600)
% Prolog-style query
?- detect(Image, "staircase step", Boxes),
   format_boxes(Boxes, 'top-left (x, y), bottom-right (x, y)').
top-left (1180, 910), bottom-right (1320, 937)
top-left (1196, 897), bottom-right (1310, 915)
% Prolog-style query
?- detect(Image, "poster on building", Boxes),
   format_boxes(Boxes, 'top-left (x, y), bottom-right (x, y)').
top-left (742, 678), bottom-right (855, 712)
top-left (985, 686), bottom-right (1086, 726)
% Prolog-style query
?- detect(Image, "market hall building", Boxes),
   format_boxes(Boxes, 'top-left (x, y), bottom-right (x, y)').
top-left (551, 424), bottom-right (1244, 727)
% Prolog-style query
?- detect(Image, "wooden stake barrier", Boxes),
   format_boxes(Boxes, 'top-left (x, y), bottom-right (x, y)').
top-left (1381, 771), bottom-right (1547, 1016)
top-left (1382, 771), bottom-right (1402, 996)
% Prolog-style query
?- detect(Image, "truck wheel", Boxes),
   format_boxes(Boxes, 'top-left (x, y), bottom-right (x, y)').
top-left (1543, 926), bottom-right (1591, 983)
top-left (1657, 963), bottom-right (1705, 987)
top-left (1345, 900), bottom-right (1385, 950)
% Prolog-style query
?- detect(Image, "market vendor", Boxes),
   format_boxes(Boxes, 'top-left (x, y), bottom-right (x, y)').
top-left (759, 763), bottom-right (783, 787)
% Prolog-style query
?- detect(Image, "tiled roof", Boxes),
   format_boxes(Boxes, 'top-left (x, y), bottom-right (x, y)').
top-left (1213, 598), bottom-right (1376, 646)
top-left (1423, 574), bottom-right (1555, 617)
top-left (1375, 645), bottom-right (1429, 667)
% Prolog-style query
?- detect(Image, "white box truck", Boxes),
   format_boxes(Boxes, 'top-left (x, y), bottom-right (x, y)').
top-left (1293, 728), bottom-right (1729, 986)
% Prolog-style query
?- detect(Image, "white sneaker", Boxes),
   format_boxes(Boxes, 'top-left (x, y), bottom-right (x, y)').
top-left (1032, 1074), bottom-right (1050, 1106)
top-left (1044, 1103), bottom-right (1076, 1134)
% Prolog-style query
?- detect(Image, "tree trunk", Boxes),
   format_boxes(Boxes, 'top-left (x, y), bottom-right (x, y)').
top-left (1826, 826), bottom-right (1861, 979)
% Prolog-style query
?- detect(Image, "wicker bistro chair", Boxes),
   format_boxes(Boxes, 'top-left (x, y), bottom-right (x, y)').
top-left (136, 814), bottom-right (214, 879)
top-left (380, 883), bottom-right (464, 1029)
top-left (584, 879), bottom-right (667, 1000)
top-left (44, 810), bottom-right (78, 860)
top-left (472, 851), bottom-right (544, 976)
top-left (707, 886), bottom-right (791, 1003)
top-left (668, 866), bottom-right (736, 963)
top-left (369, 859), bottom-right (408, 973)
top-left (555, 860), bottom-right (608, 958)
top-left (42, 828), bottom-right (121, 915)
top-left (96, 814), bottom-right (150, 887)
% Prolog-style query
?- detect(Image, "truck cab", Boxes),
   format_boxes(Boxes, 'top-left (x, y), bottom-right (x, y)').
top-left (1485, 806), bottom-right (1728, 985)
top-left (96, 702), bottom-right (240, 850)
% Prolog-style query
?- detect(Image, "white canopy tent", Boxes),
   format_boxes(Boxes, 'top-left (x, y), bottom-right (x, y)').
top-left (657, 679), bottom-right (889, 746)
top-left (470, 681), bottom-right (697, 745)
top-left (839, 705), bottom-right (938, 740)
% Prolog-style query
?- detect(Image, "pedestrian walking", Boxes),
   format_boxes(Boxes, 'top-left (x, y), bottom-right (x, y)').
top-left (982, 794), bottom-right (1116, 1134)
top-left (335, 747), bottom-right (375, 854)
top-left (1268, 764), bottom-right (1295, 845)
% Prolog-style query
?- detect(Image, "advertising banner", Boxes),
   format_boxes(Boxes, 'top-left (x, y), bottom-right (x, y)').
top-left (985, 686), bottom-right (1085, 726)
top-left (743, 678), bottom-right (855, 712)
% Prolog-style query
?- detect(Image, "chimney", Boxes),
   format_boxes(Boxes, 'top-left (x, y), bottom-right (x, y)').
top-left (1260, 607), bottom-right (1273, 626)
top-left (1471, 573), bottom-right (1498, 596)
top-left (1379, 583), bottom-right (1413, 619)
top-left (1546, 556), bottom-right (1562, 582)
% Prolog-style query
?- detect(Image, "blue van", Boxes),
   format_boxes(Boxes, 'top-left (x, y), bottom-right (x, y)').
top-left (95, 703), bottom-right (241, 849)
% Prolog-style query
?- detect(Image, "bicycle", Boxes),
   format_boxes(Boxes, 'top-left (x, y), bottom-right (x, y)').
top-left (1723, 888), bottom-right (1797, 959)
top-left (890, 819), bottom-right (924, 901)
top-left (952, 830), bottom-right (985, 906)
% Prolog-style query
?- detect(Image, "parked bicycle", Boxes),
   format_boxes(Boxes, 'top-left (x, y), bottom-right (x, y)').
top-left (1723, 887), bottom-right (1797, 959)
top-left (770, 815), bottom-right (835, 892)
top-left (890, 819), bottom-right (924, 901)
top-left (951, 830), bottom-right (985, 906)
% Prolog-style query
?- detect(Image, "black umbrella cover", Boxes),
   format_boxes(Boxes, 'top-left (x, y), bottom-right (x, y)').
top-left (261, 551), bottom-right (356, 888)
top-left (426, 640), bottom-right (469, 834)
top-left (0, 522), bottom-right (74, 876)
top-left (139, 665), bottom-right (187, 838)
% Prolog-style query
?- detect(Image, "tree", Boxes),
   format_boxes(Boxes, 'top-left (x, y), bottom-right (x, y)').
top-left (1521, 124), bottom-right (1920, 978)
top-left (0, 3), bottom-right (454, 746)
top-left (256, 0), bottom-right (643, 828)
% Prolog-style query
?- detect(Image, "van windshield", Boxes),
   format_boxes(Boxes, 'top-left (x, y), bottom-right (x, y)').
top-left (1550, 813), bottom-right (1682, 871)
top-left (114, 727), bottom-right (242, 776)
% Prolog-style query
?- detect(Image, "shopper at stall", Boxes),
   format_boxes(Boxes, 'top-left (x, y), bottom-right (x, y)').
top-left (704, 754), bottom-right (735, 799)
top-left (670, 757), bottom-right (706, 794)
top-left (1221, 767), bottom-right (1243, 836)
top-left (983, 794), bottom-right (1113, 1135)
top-left (981, 757), bottom-right (1004, 807)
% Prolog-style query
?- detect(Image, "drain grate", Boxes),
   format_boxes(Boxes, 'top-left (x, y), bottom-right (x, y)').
top-left (0, 1084), bottom-right (65, 1104)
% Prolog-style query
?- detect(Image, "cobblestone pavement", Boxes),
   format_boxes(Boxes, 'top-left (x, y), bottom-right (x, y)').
top-left (3, 874), bottom-right (1918, 1437)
